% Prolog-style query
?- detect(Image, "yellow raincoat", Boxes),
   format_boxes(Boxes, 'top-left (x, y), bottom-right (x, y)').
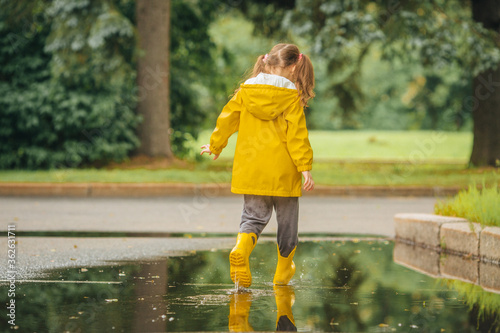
top-left (210, 74), bottom-right (313, 197)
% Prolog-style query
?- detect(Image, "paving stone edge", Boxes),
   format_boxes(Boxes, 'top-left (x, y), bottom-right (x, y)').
top-left (394, 213), bottom-right (500, 293)
top-left (395, 213), bottom-right (499, 262)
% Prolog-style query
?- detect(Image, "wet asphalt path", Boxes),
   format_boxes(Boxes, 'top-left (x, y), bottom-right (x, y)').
top-left (0, 196), bottom-right (436, 279)
top-left (1, 196), bottom-right (437, 236)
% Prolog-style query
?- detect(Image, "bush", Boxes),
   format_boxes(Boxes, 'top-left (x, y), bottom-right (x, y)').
top-left (435, 184), bottom-right (500, 227)
top-left (0, 1), bottom-right (140, 169)
top-left (0, 82), bottom-right (140, 169)
top-left (0, 0), bottom-right (228, 168)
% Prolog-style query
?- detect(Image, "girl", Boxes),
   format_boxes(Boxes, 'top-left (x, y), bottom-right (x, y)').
top-left (201, 43), bottom-right (315, 287)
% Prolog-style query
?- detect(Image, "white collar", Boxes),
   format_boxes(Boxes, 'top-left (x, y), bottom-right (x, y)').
top-left (244, 73), bottom-right (296, 90)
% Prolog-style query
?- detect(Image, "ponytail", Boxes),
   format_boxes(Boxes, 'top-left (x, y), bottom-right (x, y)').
top-left (294, 54), bottom-right (315, 108)
top-left (251, 54), bottom-right (267, 78)
top-left (234, 54), bottom-right (267, 95)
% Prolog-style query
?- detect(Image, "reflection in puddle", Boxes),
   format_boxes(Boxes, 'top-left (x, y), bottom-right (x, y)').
top-left (228, 286), bottom-right (296, 332)
top-left (2, 239), bottom-right (500, 332)
top-left (394, 240), bottom-right (500, 293)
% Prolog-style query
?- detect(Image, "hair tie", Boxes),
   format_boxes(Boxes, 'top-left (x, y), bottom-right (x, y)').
top-left (298, 53), bottom-right (303, 61)
top-left (263, 54), bottom-right (268, 62)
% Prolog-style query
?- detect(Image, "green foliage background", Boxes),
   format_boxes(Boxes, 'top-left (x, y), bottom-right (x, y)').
top-left (0, 0), bottom-right (140, 169)
top-left (1, 0), bottom-right (499, 169)
top-left (0, 0), bottom-right (232, 168)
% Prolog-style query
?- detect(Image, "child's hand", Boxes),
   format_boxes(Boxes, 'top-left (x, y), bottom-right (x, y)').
top-left (302, 171), bottom-right (315, 191)
top-left (200, 144), bottom-right (220, 160)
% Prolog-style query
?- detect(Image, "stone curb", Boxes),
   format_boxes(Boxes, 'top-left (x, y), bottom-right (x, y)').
top-left (481, 227), bottom-right (500, 264)
top-left (0, 182), bottom-right (462, 197)
top-left (441, 222), bottom-right (481, 256)
top-left (394, 213), bottom-right (500, 293)
top-left (394, 213), bottom-right (468, 248)
top-left (395, 213), bottom-right (500, 261)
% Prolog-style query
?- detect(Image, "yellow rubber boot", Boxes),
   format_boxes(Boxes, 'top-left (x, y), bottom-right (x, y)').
top-left (228, 292), bottom-right (254, 332)
top-left (273, 245), bottom-right (296, 285)
top-left (230, 233), bottom-right (257, 288)
top-left (274, 285), bottom-right (296, 331)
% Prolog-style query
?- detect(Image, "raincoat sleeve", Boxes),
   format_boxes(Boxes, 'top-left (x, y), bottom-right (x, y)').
top-left (209, 92), bottom-right (242, 155)
top-left (285, 101), bottom-right (313, 172)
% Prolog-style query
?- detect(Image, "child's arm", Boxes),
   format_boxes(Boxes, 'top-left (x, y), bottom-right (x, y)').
top-left (201, 92), bottom-right (242, 159)
top-left (285, 102), bottom-right (314, 191)
top-left (285, 103), bottom-right (313, 165)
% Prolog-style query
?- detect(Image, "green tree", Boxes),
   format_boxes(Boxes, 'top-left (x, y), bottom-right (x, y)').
top-left (245, 0), bottom-right (500, 166)
top-left (470, 0), bottom-right (500, 167)
top-left (136, 0), bottom-right (173, 158)
top-left (0, 0), bottom-right (229, 168)
top-left (0, 0), bottom-right (140, 169)
top-left (169, 0), bottom-right (231, 158)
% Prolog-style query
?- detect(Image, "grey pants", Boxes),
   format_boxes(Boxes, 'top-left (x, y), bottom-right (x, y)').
top-left (239, 194), bottom-right (298, 257)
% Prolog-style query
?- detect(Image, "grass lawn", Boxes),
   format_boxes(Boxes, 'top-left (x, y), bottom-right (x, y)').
top-left (195, 130), bottom-right (473, 162)
top-left (1, 130), bottom-right (498, 187)
top-left (1, 161), bottom-right (497, 187)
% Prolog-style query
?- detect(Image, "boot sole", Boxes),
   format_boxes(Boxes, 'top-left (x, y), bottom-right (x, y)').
top-left (230, 250), bottom-right (251, 288)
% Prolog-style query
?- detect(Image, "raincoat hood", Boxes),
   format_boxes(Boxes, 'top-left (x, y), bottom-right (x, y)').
top-left (239, 73), bottom-right (299, 120)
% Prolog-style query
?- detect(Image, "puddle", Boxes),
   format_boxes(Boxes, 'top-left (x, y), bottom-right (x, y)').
top-left (2, 240), bottom-right (500, 332)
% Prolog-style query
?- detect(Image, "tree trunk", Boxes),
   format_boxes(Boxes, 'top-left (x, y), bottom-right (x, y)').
top-left (132, 260), bottom-right (167, 332)
top-left (136, 0), bottom-right (173, 157)
top-left (470, 0), bottom-right (500, 167)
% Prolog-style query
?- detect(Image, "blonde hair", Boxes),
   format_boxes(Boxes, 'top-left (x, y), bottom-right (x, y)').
top-left (241, 43), bottom-right (315, 107)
